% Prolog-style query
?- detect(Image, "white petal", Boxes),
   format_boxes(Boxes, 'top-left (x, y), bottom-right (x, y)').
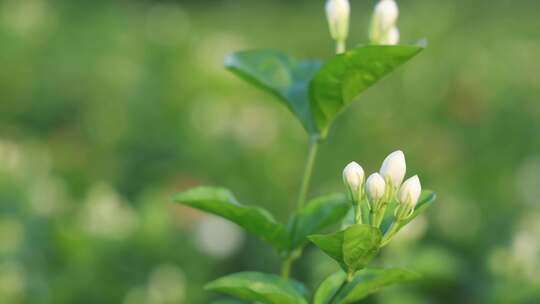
top-left (380, 150), bottom-right (406, 187)
top-left (365, 173), bottom-right (386, 201)
top-left (343, 161), bottom-right (364, 191)
top-left (398, 175), bottom-right (422, 207)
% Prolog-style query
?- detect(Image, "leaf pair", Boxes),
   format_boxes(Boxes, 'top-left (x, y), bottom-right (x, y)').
top-left (206, 268), bottom-right (419, 304)
top-left (313, 268), bottom-right (420, 304)
top-left (206, 272), bottom-right (308, 304)
top-left (173, 187), bottom-right (350, 253)
top-left (226, 45), bottom-right (424, 137)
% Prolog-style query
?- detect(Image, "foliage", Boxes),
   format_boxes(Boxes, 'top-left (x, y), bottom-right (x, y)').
top-left (174, 3), bottom-right (435, 301)
top-left (1, 0), bottom-right (539, 303)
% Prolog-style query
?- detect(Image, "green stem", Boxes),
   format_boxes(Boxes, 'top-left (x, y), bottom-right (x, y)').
top-left (281, 256), bottom-right (293, 279)
top-left (329, 271), bottom-right (355, 304)
top-left (381, 221), bottom-right (401, 247)
top-left (336, 40), bottom-right (346, 54)
top-left (296, 136), bottom-right (319, 210)
top-left (281, 136), bottom-right (320, 279)
top-left (373, 203), bottom-right (388, 228)
top-left (354, 203), bottom-right (362, 224)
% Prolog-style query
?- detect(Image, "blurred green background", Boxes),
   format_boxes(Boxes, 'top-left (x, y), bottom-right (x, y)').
top-left (0, 0), bottom-right (539, 303)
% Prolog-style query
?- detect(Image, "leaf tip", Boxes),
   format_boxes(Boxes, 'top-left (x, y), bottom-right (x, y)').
top-left (415, 38), bottom-right (429, 48)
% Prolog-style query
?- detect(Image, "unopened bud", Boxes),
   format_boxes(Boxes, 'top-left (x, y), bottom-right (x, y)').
top-left (326, 0), bottom-right (350, 42)
top-left (343, 161), bottom-right (364, 200)
top-left (365, 173), bottom-right (386, 202)
top-left (380, 150), bottom-right (406, 188)
top-left (369, 0), bottom-right (400, 45)
top-left (397, 175), bottom-right (422, 209)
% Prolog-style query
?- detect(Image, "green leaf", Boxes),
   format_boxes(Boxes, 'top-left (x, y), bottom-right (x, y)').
top-left (308, 230), bottom-right (346, 269)
top-left (313, 271), bottom-right (347, 304)
top-left (309, 224), bottom-right (382, 272)
top-left (337, 268), bottom-right (420, 303)
top-left (225, 49), bottom-right (322, 134)
top-left (310, 45), bottom-right (425, 136)
top-left (381, 190), bottom-right (437, 234)
top-left (211, 300), bottom-right (248, 304)
top-left (174, 187), bottom-right (288, 250)
top-left (342, 224), bottom-right (382, 272)
top-left (288, 193), bottom-right (350, 249)
top-left (205, 272), bottom-right (309, 304)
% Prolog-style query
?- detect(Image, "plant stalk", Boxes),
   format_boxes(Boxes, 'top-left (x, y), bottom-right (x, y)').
top-left (281, 136), bottom-right (320, 279)
top-left (336, 40), bottom-right (346, 54)
top-left (329, 271), bottom-right (355, 304)
top-left (296, 136), bottom-right (319, 210)
top-left (381, 221), bottom-right (401, 247)
top-left (281, 256), bottom-right (293, 279)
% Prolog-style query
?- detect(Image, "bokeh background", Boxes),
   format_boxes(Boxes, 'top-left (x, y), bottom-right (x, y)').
top-left (1, 0), bottom-right (539, 303)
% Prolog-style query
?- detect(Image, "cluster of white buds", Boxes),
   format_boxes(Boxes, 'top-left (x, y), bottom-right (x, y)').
top-left (342, 150), bottom-right (422, 227)
top-left (325, 0), bottom-right (350, 53)
top-left (369, 0), bottom-right (400, 45)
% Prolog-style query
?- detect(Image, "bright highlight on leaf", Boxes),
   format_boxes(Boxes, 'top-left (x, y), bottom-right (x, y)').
top-left (174, 187), bottom-right (289, 250)
top-left (314, 268), bottom-right (420, 304)
top-left (205, 272), bottom-right (309, 304)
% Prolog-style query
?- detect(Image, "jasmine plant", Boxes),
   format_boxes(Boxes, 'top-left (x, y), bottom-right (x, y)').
top-left (174, 1), bottom-right (437, 303)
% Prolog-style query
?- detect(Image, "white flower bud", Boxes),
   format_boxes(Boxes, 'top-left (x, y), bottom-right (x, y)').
top-left (326, 0), bottom-right (350, 42)
top-left (381, 26), bottom-right (400, 45)
top-left (374, 0), bottom-right (399, 32)
top-left (343, 161), bottom-right (364, 195)
top-left (380, 150), bottom-right (406, 188)
top-left (397, 175), bottom-right (422, 208)
top-left (369, 0), bottom-right (400, 45)
top-left (365, 173), bottom-right (386, 202)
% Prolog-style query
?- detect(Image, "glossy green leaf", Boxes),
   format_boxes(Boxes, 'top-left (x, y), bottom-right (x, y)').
top-left (342, 224), bottom-right (382, 272)
top-left (174, 187), bottom-right (288, 250)
top-left (337, 268), bottom-right (420, 303)
top-left (308, 230), bottom-right (346, 269)
top-left (381, 190), bottom-right (436, 234)
top-left (309, 224), bottom-right (381, 272)
top-left (225, 49), bottom-right (321, 134)
top-left (288, 193), bottom-right (350, 249)
top-left (313, 271), bottom-right (347, 304)
top-left (310, 45), bottom-right (425, 136)
top-left (205, 272), bottom-right (308, 304)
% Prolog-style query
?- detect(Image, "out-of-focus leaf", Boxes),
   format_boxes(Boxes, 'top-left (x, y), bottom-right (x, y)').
top-left (205, 272), bottom-right (309, 304)
top-left (288, 193), bottom-right (350, 249)
top-left (174, 187), bottom-right (288, 250)
top-left (225, 49), bottom-right (321, 134)
top-left (313, 271), bottom-right (347, 304)
top-left (309, 224), bottom-right (381, 272)
top-left (381, 190), bottom-right (436, 234)
top-left (337, 268), bottom-right (420, 303)
top-left (310, 45), bottom-right (425, 136)
top-left (211, 300), bottom-right (249, 304)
